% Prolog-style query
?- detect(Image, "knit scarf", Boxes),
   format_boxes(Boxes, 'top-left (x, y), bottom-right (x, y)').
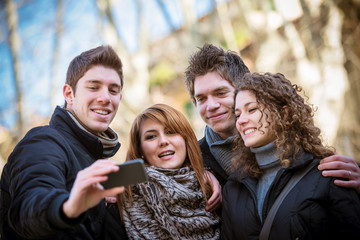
top-left (66, 110), bottom-right (119, 157)
top-left (205, 126), bottom-right (236, 176)
top-left (122, 166), bottom-right (220, 240)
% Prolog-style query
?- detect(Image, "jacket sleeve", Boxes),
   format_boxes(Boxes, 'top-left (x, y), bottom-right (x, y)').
top-left (6, 127), bottom-right (84, 238)
top-left (220, 183), bottom-right (235, 240)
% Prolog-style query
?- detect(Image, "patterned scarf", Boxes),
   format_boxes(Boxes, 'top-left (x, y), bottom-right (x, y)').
top-left (122, 166), bottom-right (220, 240)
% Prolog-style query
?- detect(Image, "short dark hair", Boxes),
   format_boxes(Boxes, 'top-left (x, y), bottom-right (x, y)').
top-left (185, 43), bottom-right (249, 104)
top-left (66, 45), bottom-right (124, 93)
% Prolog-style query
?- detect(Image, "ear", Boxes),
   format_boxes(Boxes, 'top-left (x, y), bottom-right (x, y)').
top-left (63, 84), bottom-right (74, 107)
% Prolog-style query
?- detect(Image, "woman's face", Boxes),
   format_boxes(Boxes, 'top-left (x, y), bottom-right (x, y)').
top-left (139, 118), bottom-right (187, 169)
top-left (235, 90), bottom-right (276, 148)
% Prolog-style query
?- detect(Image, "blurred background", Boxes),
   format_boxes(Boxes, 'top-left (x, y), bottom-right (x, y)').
top-left (1, 0), bottom-right (359, 172)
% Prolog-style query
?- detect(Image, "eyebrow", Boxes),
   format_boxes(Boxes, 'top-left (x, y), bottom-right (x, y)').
top-left (194, 86), bottom-right (231, 98)
top-left (235, 101), bottom-right (257, 112)
top-left (86, 80), bottom-right (121, 88)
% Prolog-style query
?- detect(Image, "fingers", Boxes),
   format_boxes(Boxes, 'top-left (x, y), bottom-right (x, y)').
top-left (63, 160), bottom-right (122, 218)
top-left (318, 155), bottom-right (359, 173)
top-left (105, 197), bottom-right (117, 204)
top-left (320, 155), bottom-right (356, 165)
top-left (333, 179), bottom-right (360, 194)
top-left (319, 156), bottom-right (360, 194)
top-left (203, 170), bottom-right (223, 212)
top-left (321, 169), bottom-right (356, 179)
top-left (205, 191), bottom-right (222, 212)
top-left (104, 186), bottom-right (125, 197)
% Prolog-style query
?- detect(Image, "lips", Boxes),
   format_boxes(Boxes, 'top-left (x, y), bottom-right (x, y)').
top-left (94, 109), bottom-right (109, 115)
top-left (158, 151), bottom-right (174, 158)
top-left (92, 107), bottom-right (112, 116)
top-left (243, 128), bottom-right (256, 135)
top-left (207, 112), bottom-right (227, 121)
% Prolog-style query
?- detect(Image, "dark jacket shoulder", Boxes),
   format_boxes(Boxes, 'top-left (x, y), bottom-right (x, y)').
top-left (198, 137), bottom-right (228, 187)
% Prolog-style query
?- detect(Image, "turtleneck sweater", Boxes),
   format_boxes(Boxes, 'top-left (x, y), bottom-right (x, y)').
top-left (250, 142), bottom-right (281, 222)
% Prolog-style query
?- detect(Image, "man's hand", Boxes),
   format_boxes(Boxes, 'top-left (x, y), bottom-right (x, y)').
top-left (318, 155), bottom-right (360, 194)
top-left (204, 170), bottom-right (222, 212)
top-left (62, 160), bottom-right (125, 218)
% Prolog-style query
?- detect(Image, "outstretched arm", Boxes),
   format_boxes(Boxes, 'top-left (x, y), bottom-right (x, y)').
top-left (203, 170), bottom-right (222, 212)
top-left (318, 155), bottom-right (360, 194)
top-left (63, 160), bottom-right (124, 218)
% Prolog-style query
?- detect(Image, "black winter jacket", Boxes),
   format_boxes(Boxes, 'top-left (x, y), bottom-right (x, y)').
top-left (221, 152), bottom-right (360, 240)
top-left (199, 137), bottom-right (228, 187)
top-left (0, 106), bottom-right (128, 240)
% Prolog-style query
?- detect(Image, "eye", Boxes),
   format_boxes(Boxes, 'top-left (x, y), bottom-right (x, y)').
top-left (196, 97), bottom-right (205, 103)
top-left (87, 85), bottom-right (98, 90)
top-left (145, 134), bottom-right (156, 140)
top-left (166, 129), bottom-right (175, 135)
top-left (249, 107), bottom-right (258, 113)
top-left (109, 87), bottom-right (120, 94)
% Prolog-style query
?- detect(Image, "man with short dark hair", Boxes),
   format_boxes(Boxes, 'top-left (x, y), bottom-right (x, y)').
top-left (0, 45), bottom-right (128, 239)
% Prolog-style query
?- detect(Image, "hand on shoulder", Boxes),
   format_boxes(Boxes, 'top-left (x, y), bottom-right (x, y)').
top-left (318, 155), bottom-right (360, 194)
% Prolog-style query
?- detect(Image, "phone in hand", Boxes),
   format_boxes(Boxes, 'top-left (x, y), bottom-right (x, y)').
top-left (101, 159), bottom-right (148, 189)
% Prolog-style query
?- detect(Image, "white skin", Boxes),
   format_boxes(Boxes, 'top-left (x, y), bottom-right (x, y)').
top-left (194, 72), bottom-right (238, 140)
top-left (62, 65), bottom-right (125, 218)
top-left (140, 118), bottom-right (187, 169)
top-left (235, 90), bottom-right (276, 148)
top-left (138, 118), bottom-right (222, 211)
top-left (192, 71), bottom-right (359, 193)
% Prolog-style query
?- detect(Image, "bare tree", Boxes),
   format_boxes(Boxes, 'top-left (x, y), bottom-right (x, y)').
top-left (5, 0), bottom-right (23, 138)
top-left (50, 0), bottom-right (63, 109)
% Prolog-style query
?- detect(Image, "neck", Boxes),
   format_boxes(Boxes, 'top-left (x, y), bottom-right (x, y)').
top-left (213, 129), bottom-right (236, 140)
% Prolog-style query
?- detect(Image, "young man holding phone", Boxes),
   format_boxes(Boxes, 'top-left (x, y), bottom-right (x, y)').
top-left (0, 45), bottom-right (128, 239)
top-left (185, 43), bottom-right (360, 193)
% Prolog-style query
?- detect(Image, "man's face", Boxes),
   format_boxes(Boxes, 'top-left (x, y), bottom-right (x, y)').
top-left (193, 71), bottom-right (237, 139)
top-left (63, 65), bottom-right (122, 135)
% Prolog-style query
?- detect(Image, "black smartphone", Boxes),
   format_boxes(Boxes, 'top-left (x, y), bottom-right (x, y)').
top-left (101, 159), bottom-right (148, 189)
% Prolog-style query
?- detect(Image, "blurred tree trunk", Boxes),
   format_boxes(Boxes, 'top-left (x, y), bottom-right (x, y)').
top-left (333, 0), bottom-right (360, 160)
top-left (50, 0), bottom-right (63, 109)
top-left (215, 0), bottom-right (237, 50)
top-left (5, 0), bottom-right (23, 139)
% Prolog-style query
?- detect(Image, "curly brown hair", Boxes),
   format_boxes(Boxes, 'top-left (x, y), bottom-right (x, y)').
top-left (232, 72), bottom-right (335, 179)
top-left (185, 43), bottom-right (249, 104)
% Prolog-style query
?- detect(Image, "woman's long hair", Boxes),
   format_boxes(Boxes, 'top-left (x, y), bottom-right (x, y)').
top-left (232, 72), bottom-right (335, 179)
top-left (118, 104), bottom-right (210, 215)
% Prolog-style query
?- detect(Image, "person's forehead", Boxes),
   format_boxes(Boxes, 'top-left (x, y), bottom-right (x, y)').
top-left (79, 66), bottom-right (121, 85)
top-left (194, 73), bottom-right (234, 94)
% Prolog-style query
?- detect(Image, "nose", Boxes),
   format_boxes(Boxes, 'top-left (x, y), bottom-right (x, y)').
top-left (236, 113), bottom-right (248, 125)
top-left (206, 97), bottom-right (220, 111)
top-left (97, 89), bottom-right (111, 104)
top-left (159, 134), bottom-right (169, 147)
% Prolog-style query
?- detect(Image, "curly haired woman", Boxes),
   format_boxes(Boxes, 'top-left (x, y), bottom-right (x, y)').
top-left (221, 72), bottom-right (360, 240)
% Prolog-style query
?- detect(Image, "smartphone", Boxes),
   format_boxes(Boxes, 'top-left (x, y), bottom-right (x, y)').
top-left (101, 159), bottom-right (148, 189)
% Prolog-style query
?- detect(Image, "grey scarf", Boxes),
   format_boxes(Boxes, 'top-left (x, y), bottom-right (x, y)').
top-left (66, 110), bottom-right (119, 157)
top-left (122, 166), bottom-right (220, 240)
top-left (205, 126), bottom-right (236, 176)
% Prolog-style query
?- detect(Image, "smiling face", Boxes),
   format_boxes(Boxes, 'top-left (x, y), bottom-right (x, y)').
top-left (63, 65), bottom-right (122, 135)
top-left (140, 118), bottom-right (187, 169)
top-left (194, 71), bottom-right (237, 139)
top-left (235, 90), bottom-right (276, 148)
